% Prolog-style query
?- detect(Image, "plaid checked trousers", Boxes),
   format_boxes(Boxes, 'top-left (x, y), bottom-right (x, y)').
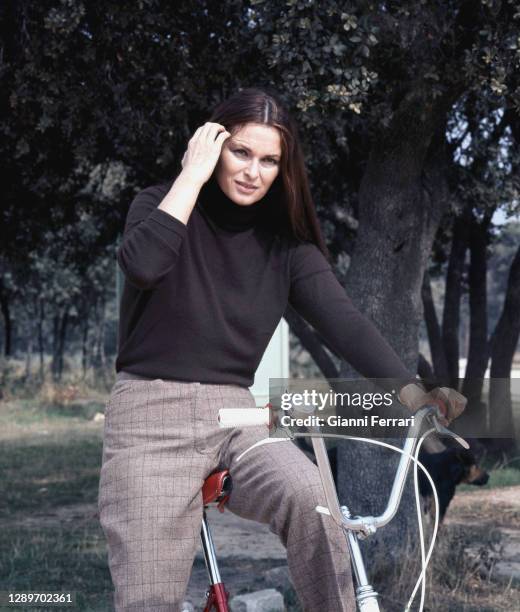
top-left (98, 372), bottom-right (355, 611)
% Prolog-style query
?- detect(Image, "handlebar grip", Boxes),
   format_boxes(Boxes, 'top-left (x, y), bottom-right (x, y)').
top-left (218, 408), bottom-right (270, 428)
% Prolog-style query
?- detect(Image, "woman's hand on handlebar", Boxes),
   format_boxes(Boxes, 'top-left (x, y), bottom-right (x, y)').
top-left (398, 383), bottom-right (467, 426)
top-left (180, 122), bottom-right (231, 187)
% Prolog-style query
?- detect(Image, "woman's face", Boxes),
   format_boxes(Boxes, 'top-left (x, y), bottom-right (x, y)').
top-left (215, 122), bottom-right (282, 206)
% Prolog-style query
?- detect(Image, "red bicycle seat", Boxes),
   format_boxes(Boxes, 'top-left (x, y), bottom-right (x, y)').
top-left (202, 469), bottom-right (233, 511)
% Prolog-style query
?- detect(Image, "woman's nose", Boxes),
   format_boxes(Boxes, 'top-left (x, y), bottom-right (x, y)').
top-left (244, 159), bottom-right (260, 180)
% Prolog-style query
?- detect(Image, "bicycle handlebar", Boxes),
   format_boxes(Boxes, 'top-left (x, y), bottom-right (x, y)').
top-left (218, 403), bottom-right (469, 536)
top-left (217, 404), bottom-right (467, 448)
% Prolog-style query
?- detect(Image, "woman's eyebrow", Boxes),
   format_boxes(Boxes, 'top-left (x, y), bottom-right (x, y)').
top-left (229, 140), bottom-right (281, 158)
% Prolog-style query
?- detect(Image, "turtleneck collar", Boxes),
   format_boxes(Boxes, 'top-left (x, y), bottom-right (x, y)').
top-left (198, 175), bottom-right (275, 232)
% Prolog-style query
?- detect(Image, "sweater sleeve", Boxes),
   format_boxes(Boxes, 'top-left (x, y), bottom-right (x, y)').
top-left (117, 183), bottom-right (188, 290)
top-left (288, 242), bottom-right (417, 391)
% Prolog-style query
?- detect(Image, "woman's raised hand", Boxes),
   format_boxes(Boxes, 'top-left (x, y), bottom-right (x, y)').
top-left (180, 122), bottom-right (231, 187)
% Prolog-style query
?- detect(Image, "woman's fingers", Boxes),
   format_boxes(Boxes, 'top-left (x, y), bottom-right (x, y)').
top-left (204, 122), bottom-right (228, 143)
top-left (190, 125), bottom-right (203, 141)
top-left (180, 122), bottom-right (231, 186)
top-left (440, 387), bottom-right (467, 421)
top-left (215, 129), bottom-right (231, 145)
top-left (200, 122), bottom-right (230, 149)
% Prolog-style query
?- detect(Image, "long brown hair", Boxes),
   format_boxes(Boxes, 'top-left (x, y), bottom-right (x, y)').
top-left (209, 87), bottom-right (329, 259)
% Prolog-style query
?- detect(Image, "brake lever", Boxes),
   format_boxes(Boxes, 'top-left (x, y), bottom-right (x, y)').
top-left (428, 411), bottom-right (470, 450)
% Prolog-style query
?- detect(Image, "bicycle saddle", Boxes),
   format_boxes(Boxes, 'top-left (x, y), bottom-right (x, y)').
top-left (202, 469), bottom-right (233, 511)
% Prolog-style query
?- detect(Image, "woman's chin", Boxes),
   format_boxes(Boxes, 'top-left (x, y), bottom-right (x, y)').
top-left (230, 190), bottom-right (263, 206)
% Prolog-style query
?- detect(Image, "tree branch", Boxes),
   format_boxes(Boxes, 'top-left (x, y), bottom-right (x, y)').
top-left (283, 304), bottom-right (340, 379)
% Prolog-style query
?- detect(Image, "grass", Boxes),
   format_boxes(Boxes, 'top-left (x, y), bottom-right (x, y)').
top-left (0, 524), bottom-right (113, 612)
top-left (0, 435), bottom-right (102, 516)
top-left (0, 396), bottom-right (110, 611)
top-left (0, 402), bottom-right (103, 517)
top-left (458, 466), bottom-right (520, 493)
top-left (486, 467), bottom-right (520, 488)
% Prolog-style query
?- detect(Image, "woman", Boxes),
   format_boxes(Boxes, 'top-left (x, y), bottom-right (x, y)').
top-left (98, 88), bottom-right (466, 611)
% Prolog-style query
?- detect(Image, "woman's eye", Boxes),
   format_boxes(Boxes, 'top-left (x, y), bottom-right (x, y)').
top-left (233, 148), bottom-right (278, 166)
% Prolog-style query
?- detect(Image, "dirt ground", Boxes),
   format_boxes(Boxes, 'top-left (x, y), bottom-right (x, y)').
top-left (447, 485), bottom-right (520, 529)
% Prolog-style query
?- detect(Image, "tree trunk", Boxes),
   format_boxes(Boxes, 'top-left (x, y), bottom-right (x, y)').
top-left (442, 208), bottom-right (470, 389)
top-left (51, 312), bottom-right (60, 381)
top-left (93, 298), bottom-right (107, 385)
top-left (81, 313), bottom-right (89, 380)
top-left (462, 212), bottom-right (492, 431)
top-left (24, 301), bottom-right (40, 381)
top-left (488, 243), bottom-right (520, 452)
top-left (0, 285), bottom-right (12, 357)
top-left (284, 304), bottom-right (340, 378)
top-left (421, 271), bottom-right (449, 384)
top-left (52, 307), bottom-right (69, 382)
top-left (38, 299), bottom-right (45, 381)
top-left (418, 352), bottom-right (435, 380)
top-left (57, 309), bottom-right (69, 381)
top-left (25, 332), bottom-right (33, 380)
top-left (337, 91), bottom-right (452, 565)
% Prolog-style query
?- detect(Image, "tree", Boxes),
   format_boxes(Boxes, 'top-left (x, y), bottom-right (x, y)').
top-left (422, 97), bottom-right (520, 449)
top-left (247, 0), bottom-right (520, 566)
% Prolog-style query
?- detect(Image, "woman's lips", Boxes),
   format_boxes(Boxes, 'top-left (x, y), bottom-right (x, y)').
top-left (235, 180), bottom-right (258, 192)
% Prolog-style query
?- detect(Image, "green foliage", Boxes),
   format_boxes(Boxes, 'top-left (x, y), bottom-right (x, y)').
top-left (3, 1), bottom-right (518, 229)
top-left (1, 1), bottom-right (519, 366)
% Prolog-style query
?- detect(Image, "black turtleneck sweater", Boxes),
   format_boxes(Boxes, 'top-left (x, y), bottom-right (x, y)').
top-left (115, 177), bottom-right (416, 389)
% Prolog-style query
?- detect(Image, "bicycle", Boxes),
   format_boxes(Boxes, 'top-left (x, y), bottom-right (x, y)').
top-left (198, 403), bottom-right (468, 612)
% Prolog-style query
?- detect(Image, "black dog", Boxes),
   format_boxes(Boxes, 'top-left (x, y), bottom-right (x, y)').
top-left (417, 447), bottom-right (489, 521)
top-left (299, 442), bottom-right (489, 522)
